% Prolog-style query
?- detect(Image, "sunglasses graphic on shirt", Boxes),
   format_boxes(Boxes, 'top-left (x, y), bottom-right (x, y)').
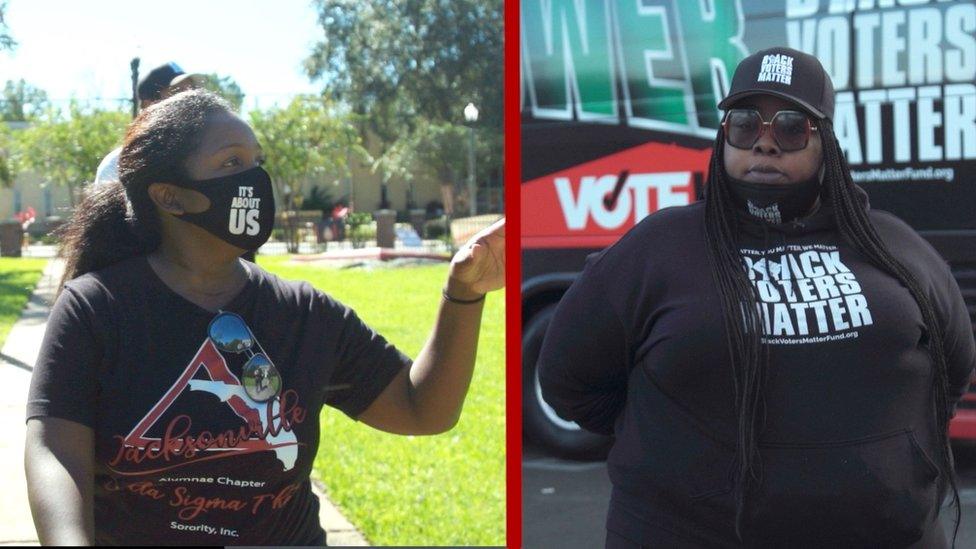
top-left (208, 311), bottom-right (282, 403)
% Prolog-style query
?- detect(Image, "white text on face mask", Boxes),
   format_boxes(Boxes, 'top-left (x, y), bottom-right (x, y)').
top-left (229, 187), bottom-right (261, 236)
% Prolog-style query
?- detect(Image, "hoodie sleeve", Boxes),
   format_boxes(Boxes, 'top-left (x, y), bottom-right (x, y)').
top-left (536, 251), bottom-right (631, 435)
top-left (941, 267), bottom-right (975, 418)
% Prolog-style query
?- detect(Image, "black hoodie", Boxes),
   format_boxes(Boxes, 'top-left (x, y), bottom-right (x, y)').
top-left (537, 186), bottom-right (975, 547)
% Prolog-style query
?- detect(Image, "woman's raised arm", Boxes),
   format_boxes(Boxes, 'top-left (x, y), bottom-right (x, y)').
top-left (357, 218), bottom-right (505, 435)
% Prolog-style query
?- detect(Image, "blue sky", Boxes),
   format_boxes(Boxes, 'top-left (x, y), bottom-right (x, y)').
top-left (0, 0), bottom-right (324, 113)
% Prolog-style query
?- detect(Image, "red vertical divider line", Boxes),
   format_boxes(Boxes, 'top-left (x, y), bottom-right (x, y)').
top-left (504, 0), bottom-right (522, 546)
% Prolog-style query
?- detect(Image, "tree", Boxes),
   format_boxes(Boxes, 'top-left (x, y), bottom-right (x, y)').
top-left (201, 73), bottom-right (245, 112)
top-left (0, 79), bottom-right (49, 121)
top-left (0, 122), bottom-right (15, 188)
top-left (13, 105), bottom-right (129, 206)
top-left (249, 95), bottom-right (368, 252)
top-left (305, 0), bottom-right (502, 132)
top-left (304, 0), bottom-right (503, 215)
top-left (0, 2), bottom-right (16, 52)
top-left (375, 120), bottom-right (497, 216)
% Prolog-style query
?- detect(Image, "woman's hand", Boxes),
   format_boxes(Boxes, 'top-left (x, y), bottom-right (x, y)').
top-left (446, 217), bottom-right (505, 297)
top-left (357, 217), bottom-right (504, 435)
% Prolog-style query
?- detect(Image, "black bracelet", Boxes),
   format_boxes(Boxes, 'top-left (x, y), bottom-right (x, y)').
top-left (442, 288), bottom-right (486, 304)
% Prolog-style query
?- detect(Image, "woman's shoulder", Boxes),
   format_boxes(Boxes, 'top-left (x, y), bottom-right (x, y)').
top-left (632, 200), bottom-right (706, 234)
top-left (867, 209), bottom-right (945, 265)
top-left (867, 208), bottom-right (917, 234)
top-left (867, 208), bottom-right (952, 290)
top-left (47, 258), bottom-right (149, 334)
top-left (245, 261), bottom-right (345, 313)
top-left (589, 201), bottom-right (705, 268)
top-left (61, 255), bottom-right (148, 305)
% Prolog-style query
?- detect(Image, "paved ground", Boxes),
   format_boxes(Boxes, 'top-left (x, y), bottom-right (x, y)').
top-left (0, 258), bottom-right (368, 546)
top-left (522, 445), bottom-right (611, 549)
top-left (0, 259), bottom-right (55, 546)
top-left (523, 442), bottom-right (976, 548)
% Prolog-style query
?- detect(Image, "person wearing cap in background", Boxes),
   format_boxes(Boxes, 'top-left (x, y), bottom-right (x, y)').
top-left (538, 46), bottom-right (975, 548)
top-left (94, 62), bottom-right (204, 186)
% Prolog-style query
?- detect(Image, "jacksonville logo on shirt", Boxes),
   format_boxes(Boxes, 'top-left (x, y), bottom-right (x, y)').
top-left (108, 323), bottom-right (306, 476)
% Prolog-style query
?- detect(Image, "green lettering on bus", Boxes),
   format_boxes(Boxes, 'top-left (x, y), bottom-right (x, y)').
top-left (521, 0), bottom-right (617, 120)
top-left (675, 0), bottom-right (747, 130)
top-left (615, 1), bottom-right (690, 126)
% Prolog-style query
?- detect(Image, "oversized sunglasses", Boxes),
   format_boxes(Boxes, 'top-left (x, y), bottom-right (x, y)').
top-left (208, 310), bottom-right (282, 403)
top-left (721, 109), bottom-right (818, 152)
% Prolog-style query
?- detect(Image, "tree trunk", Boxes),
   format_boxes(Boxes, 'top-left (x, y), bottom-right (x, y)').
top-left (286, 211), bottom-right (299, 254)
top-left (440, 182), bottom-right (454, 216)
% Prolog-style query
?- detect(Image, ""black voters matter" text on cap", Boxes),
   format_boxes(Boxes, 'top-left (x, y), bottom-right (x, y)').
top-left (718, 46), bottom-right (835, 121)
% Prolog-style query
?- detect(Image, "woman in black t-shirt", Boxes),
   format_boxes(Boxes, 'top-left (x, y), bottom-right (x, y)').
top-left (538, 47), bottom-right (974, 548)
top-left (25, 89), bottom-right (504, 545)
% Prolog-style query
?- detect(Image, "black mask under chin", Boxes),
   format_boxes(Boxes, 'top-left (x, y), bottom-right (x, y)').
top-left (725, 168), bottom-right (823, 225)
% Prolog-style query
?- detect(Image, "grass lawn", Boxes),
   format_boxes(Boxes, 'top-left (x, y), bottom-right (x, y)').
top-left (258, 256), bottom-right (505, 546)
top-left (0, 257), bottom-right (48, 348)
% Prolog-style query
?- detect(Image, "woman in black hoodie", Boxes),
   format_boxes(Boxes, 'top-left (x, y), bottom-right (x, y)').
top-left (537, 47), bottom-right (975, 548)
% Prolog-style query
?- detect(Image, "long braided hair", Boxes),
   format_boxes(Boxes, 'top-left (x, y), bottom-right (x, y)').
top-left (703, 119), bottom-right (961, 544)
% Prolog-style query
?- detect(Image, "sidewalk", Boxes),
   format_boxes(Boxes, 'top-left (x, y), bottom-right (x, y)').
top-left (0, 259), bottom-right (57, 546)
top-left (0, 259), bottom-right (368, 546)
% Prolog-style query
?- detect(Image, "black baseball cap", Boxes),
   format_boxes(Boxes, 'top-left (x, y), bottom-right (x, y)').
top-left (137, 62), bottom-right (200, 101)
top-left (718, 47), bottom-right (834, 120)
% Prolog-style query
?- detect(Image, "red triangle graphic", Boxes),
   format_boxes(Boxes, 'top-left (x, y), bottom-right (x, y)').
top-left (123, 338), bottom-right (266, 451)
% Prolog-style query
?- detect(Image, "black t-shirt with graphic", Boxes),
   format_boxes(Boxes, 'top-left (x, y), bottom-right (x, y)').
top-left (27, 256), bottom-right (411, 546)
top-left (538, 187), bottom-right (976, 546)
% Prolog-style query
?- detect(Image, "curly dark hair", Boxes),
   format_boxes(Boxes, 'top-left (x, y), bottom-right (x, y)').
top-left (55, 89), bottom-right (234, 295)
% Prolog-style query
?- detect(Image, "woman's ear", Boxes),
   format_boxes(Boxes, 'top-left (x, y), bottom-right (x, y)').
top-left (147, 183), bottom-right (186, 215)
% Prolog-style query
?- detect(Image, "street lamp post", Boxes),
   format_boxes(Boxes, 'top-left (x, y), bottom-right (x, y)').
top-left (130, 57), bottom-right (140, 119)
top-left (463, 102), bottom-right (479, 216)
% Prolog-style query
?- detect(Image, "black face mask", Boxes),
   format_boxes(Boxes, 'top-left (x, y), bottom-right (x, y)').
top-left (169, 166), bottom-right (276, 251)
top-left (725, 168), bottom-right (823, 225)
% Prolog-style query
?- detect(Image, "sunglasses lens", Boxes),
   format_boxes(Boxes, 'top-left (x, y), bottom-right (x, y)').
top-left (208, 313), bottom-right (253, 353)
top-left (773, 112), bottom-right (811, 151)
top-left (725, 110), bottom-right (761, 149)
top-left (243, 354), bottom-right (282, 402)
